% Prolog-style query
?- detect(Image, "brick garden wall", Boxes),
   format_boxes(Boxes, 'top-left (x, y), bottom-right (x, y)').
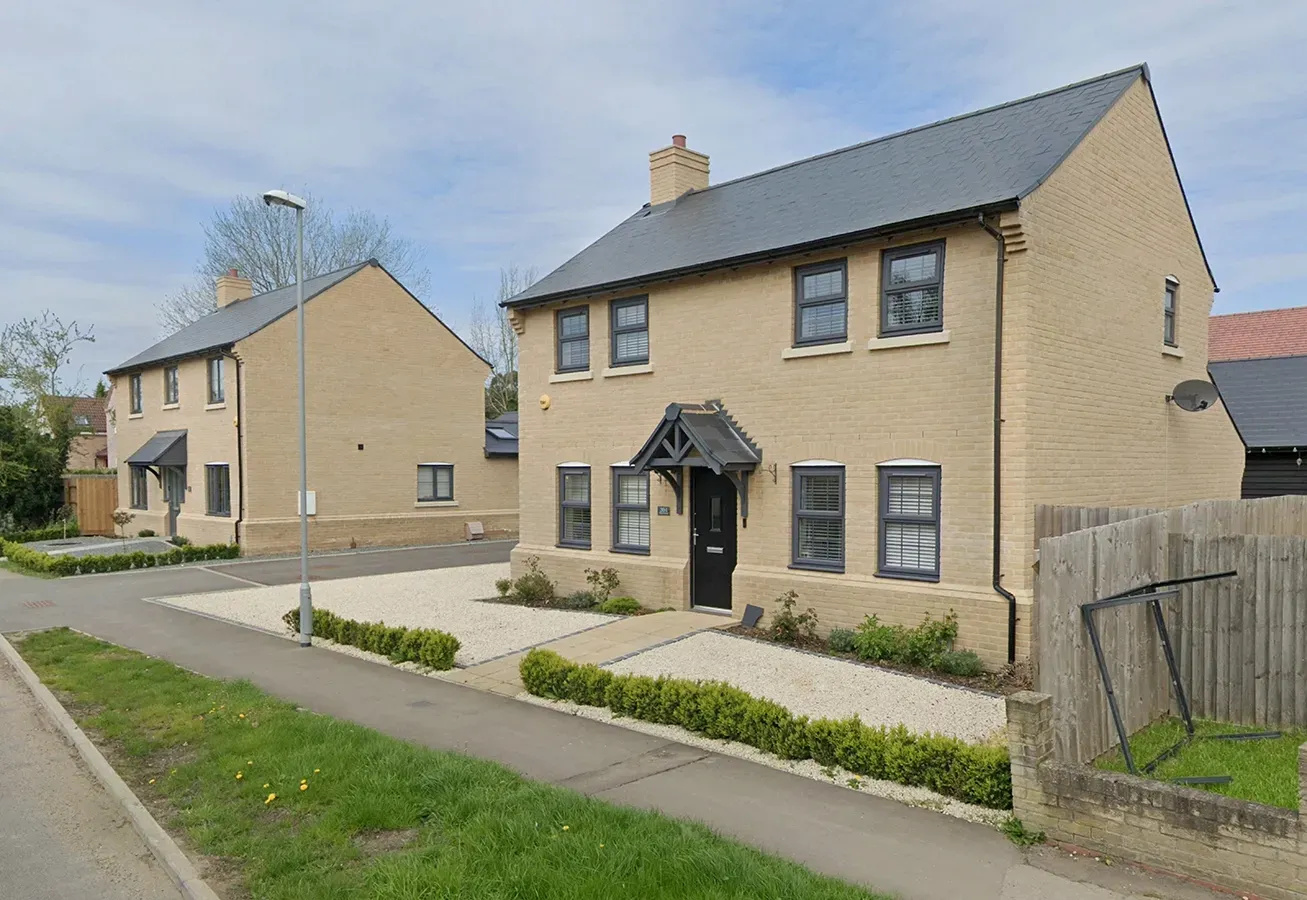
top-left (1008, 691), bottom-right (1307, 900)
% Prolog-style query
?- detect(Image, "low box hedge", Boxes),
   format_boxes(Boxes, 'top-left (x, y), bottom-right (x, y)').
top-left (283, 607), bottom-right (460, 671)
top-left (0, 540), bottom-right (239, 576)
top-left (1, 523), bottom-right (80, 543)
top-left (519, 648), bottom-right (1012, 810)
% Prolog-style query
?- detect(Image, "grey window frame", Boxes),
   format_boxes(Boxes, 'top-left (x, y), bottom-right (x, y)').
top-left (417, 464), bottom-right (454, 502)
top-left (556, 307), bottom-right (590, 373)
top-left (129, 374), bottom-right (143, 414)
top-left (609, 296), bottom-right (649, 367)
top-left (611, 467), bottom-right (650, 554)
top-left (1163, 279), bottom-right (1178, 347)
top-left (206, 357), bottom-right (225, 404)
top-left (793, 259), bottom-right (849, 346)
top-left (791, 466), bottom-right (846, 572)
top-left (205, 464), bottom-right (231, 517)
top-left (558, 466), bottom-right (591, 549)
top-left (880, 240), bottom-right (946, 336)
top-left (164, 366), bottom-right (179, 405)
top-left (878, 466), bottom-right (941, 581)
top-left (129, 465), bottom-right (148, 509)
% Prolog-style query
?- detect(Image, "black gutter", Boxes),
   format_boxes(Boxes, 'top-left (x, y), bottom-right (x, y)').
top-left (228, 351), bottom-right (245, 545)
top-left (502, 202), bottom-right (1019, 309)
top-left (978, 214), bottom-right (1019, 664)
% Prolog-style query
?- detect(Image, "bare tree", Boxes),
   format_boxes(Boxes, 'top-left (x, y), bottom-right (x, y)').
top-left (0, 310), bottom-right (96, 405)
top-left (468, 266), bottom-right (535, 419)
top-left (158, 193), bottom-right (432, 334)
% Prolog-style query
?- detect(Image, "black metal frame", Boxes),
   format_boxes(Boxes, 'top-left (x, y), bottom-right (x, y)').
top-left (1083, 570), bottom-right (1280, 783)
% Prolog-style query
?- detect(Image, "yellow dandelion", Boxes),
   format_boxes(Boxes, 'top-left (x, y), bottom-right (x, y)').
top-left (265, 793), bottom-right (277, 804)
top-left (247, 761), bottom-right (253, 766)
top-left (599, 843), bottom-right (605, 849)
top-left (148, 778), bottom-right (156, 784)
top-left (313, 769), bottom-right (320, 774)
top-left (236, 772), bottom-right (243, 780)
top-left (299, 783), bottom-right (308, 792)
top-left (239, 713), bottom-right (246, 719)
top-left (170, 769), bottom-right (176, 775)
top-left (562, 825), bottom-right (570, 831)
top-left (263, 783), bottom-right (269, 789)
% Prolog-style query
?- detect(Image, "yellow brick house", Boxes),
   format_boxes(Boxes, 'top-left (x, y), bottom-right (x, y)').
top-left (503, 65), bottom-right (1243, 666)
top-left (106, 261), bottom-right (517, 553)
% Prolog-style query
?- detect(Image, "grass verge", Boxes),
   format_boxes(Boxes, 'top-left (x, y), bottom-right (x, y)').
top-left (1095, 716), bottom-right (1307, 809)
top-left (17, 628), bottom-right (885, 899)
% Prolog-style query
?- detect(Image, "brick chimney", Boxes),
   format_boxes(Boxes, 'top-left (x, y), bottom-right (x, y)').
top-left (649, 134), bottom-right (709, 206)
top-left (215, 268), bottom-right (253, 308)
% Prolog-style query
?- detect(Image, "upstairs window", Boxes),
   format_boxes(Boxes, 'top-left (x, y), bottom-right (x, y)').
top-left (556, 308), bottom-right (590, 373)
top-left (207, 357), bottom-right (225, 405)
top-left (417, 464), bottom-right (454, 502)
top-left (558, 466), bottom-right (591, 548)
top-left (794, 260), bottom-right (848, 345)
top-left (1164, 278), bottom-right (1178, 347)
top-left (164, 366), bottom-right (179, 405)
top-left (610, 297), bottom-right (649, 366)
top-left (879, 466), bottom-right (941, 580)
top-left (129, 374), bottom-right (143, 415)
top-left (882, 242), bottom-right (945, 335)
top-left (792, 465), bottom-right (845, 571)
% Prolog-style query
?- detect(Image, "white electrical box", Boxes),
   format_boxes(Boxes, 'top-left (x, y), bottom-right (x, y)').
top-left (297, 491), bottom-right (317, 516)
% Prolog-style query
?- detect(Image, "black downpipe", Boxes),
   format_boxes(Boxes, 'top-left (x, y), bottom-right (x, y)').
top-left (231, 353), bottom-right (245, 545)
top-left (979, 215), bottom-right (1018, 664)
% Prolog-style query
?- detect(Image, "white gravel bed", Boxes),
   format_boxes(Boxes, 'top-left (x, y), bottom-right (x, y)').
top-left (606, 631), bottom-right (1006, 745)
top-left (154, 564), bottom-right (614, 666)
top-left (519, 693), bottom-right (1006, 827)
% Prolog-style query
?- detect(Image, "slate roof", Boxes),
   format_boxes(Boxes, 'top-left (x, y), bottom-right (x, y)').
top-left (107, 262), bottom-right (371, 374)
top-left (485, 412), bottom-right (519, 457)
top-left (1209, 306), bottom-right (1307, 362)
top-left (1209, 356), bottom-right (1307, 448)
top-left (631, 402), bottom-right (761, 473)
top-left (125, 429), bottom-right (188, 466)
top-left (508, 65), bottom-right (1164, 307)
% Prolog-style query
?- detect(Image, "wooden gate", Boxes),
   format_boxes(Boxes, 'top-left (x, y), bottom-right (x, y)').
top-left (63, 474), bottom-right (118, 536)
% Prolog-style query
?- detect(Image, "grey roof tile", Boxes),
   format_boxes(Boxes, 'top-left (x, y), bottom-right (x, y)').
top-left (508, 67), bottom-right (1144, 307)
top-left (485, 412), bottom-right (519, 457)
top-left (107, 261), bottom-right (371, 373)
top-left (1210, 356), bottom-right (1307, 449)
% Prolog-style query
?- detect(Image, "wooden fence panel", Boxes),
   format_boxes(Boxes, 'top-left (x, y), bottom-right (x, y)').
top-left (1034, 496), bottom-right (1307, 546)
top-left (63, 474), bottom-right (117, 536)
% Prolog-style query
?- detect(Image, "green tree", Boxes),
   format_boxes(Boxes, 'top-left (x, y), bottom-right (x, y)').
top-left (0, 405), bottom-right (70, 530)
top-left (94, 379), bottom-right (108, 398)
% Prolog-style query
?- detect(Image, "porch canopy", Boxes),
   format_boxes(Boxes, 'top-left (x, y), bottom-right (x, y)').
top-left (125, 429), bottom-right (187, 474)
top-left (628, 402), bottom-right (761, 519)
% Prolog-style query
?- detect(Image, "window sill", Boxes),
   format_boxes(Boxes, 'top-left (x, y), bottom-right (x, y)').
top-left (205, 512), bottom-right (232, 518)
top-left (415, 500), bottom-right (458, 508)
top-left (602, 363), bottom-right (653, 378)
top-left (781, 341), bottom-right (852, 360)
top-left (205, 402), bottom-right (227, 411)
top-left (788, 562), bottom-right (846, 574)
top-left (549, 370), bottom-right (593, 384)
top-left (557, 542), bottom-right (592, 551)
top-left (874, 570), bottom-right (941, 584)
top-left (610, 546), bottom-right (651, 556)
top-left (161, 403), bottom-right (180, 411)
top-left (867, 330), bottom-right (950, 352)
top-left (1162, 345), bottom-right (1185, 358)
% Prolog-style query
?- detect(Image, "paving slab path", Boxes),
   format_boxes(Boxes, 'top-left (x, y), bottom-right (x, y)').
top-left (0, 546), bottom-right (1233, 900)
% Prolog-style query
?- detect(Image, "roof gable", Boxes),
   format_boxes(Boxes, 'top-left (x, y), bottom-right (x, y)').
top-left (508, 66), bottom-right (1145, 307)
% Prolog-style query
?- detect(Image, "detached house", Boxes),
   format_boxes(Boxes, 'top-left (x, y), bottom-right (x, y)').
top-left (504, 65), bottom-right (1242, 665)
top-left (106, 261), bottom-right (517, 552)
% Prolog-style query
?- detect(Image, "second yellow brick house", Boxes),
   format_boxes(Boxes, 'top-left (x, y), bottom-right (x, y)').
top-left (503, 65), bottom-right (1244, 666)
top-left (106, 261), bottom-right (518, 553)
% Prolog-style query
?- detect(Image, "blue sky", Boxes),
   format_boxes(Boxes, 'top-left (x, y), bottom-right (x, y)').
top-left (2, 1), bottom-right (1304, 387)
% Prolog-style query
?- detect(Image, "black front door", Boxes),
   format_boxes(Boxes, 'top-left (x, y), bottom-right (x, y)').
top-left (691, 469), bottom-right (737, 610)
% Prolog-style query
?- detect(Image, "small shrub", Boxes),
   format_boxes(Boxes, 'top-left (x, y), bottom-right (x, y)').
top-left (1, 522), bottom-right (81, 543)
top-left (554, 590), bottom-right (598, 610)
top-left (768, 590), bottom-right (819, 644)
top-left (827, 628), bottom-right (856, 653)
top-left (500, 556), bottom-right (556, 606)
top-left (111, 509), bottom-right (135, 539)
top-left (3, 541), bottom-right (238, 576)
top-left (1001, 816), bottom-right (1045, 847)
top-left (598, 596), bottom-right (642, 615)
top-left (137, 529), bottom-right (156, 538)
top-left (518, 649), bottom-right (574, 698)
top-left (494, 578), bottom-right (513, 598)
top-left (584, 567), bottom-right (621, 606)
top-left (281, 607), bottom-right (460, 671)
top-left (852, 611), bottom-right (959, 669)
top-left (169, 535), bottom-right (192, 547)
top-left (936, 650), bottom-right (984, 677)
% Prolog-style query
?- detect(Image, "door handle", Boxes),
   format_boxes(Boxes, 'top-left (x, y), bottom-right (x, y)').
top-left (692, 529), bottom-right (699, 546)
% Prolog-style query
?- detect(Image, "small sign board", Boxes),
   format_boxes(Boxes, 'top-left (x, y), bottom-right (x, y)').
top-left (742, 604), bottom-right (764, 628)
top-left (657, 505), bottom-right (671, 516)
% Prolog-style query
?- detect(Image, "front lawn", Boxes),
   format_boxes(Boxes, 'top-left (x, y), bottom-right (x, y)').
top-left (17, 628), bottom-right (885, 899)
top-left (1095, 716), bottom-right (1307, 809)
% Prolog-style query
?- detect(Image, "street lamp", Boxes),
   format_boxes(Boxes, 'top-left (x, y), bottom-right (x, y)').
top-left (262, 189), bottom-right (312, 647)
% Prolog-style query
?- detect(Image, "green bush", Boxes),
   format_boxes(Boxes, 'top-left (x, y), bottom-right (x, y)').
top-left (137, 529), bottom-right (156, 538)
top-left (827, 628), bottom-right (856, 653)
top-left (584, 567), bottom-right (621, 606)
top-left (497, 555), bottom-right (556, 606)
top-left (598, 596), bottom-right (642, 615)
top-left (2, 540), bottom-right (239, 576)
top-left (0, 523), bottom-right (80, 543)
top-left (555, 590), bottom-right (597, 610)
top-left (768, 590), bottom-right (818, 644)
top-left (936, 650), bottom-right (984, 677)
top-left (852, 612), bottom-right (959, 668)
top-left (519, 648), bottom-right (1011, 809)
top-left (169, 535), bottom-right (191, 547)
top-left (281, 607), bottom-right (460, 671)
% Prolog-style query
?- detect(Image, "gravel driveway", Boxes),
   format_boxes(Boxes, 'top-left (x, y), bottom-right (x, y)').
top-left (607, 632), bottom-right (1006, 744)
top-left (156, 564), bottom-right (613, 666)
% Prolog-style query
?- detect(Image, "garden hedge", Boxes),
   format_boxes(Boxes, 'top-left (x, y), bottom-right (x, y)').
top-left (283, 607), bottom-right (460, 671)
top-left (520, 648), bottom-right (1012, 809)
top-left (0, 540), bottom-right (239, 576)
top-left (1, 523), bottom-right (80, 543)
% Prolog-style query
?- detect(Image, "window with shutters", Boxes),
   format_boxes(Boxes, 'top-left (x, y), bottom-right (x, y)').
top-left (556, 307), bottom-right (590, 373)
top-left (417, 464), bottom-right (454, 502)
top-left (611, 468), bottom-right (650, 553)
top-left (558, 467), bottom-right (591, 548)
top-left (791, 466), bottom-right (844, 571)
top-left (610, 296), bottom-right (649, 366)
top-left (881, 242), bottom-right (945, 335)
top-left (793, 260), bottom-right (848, 345)
top-left (205, 464), bottom-right (231, 516)
top-left (878, 466), bottom-right (940, 580)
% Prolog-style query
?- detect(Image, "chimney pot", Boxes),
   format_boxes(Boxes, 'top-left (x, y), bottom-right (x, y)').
top-left (228, 267), bottom-right (238, 277)
top-left (649, 136), bottom-right (709, 205)
top-left (672, 134), bottom-right (686, 148)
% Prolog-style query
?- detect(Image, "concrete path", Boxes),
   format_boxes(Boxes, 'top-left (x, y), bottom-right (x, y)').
top-left (0, 547), bottom-right (1229, 900)
top-left (447, 610), bottom-right (734, 695)
top-left (0, 655), bottom-right (179, 900)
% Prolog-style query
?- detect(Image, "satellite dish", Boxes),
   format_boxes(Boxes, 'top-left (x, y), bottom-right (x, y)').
top-left (1169, 379), bottom-right (1219, 412)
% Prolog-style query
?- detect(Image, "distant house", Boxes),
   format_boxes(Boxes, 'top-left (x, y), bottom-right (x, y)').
top-left (49, 396), bottom-right (109, 469)
top-left (485, 412), bottom-right (519, 458)
top-left (1209, 306), bottom-right (1307, 497)
top-left (105, 261), bottom-right (517, 551)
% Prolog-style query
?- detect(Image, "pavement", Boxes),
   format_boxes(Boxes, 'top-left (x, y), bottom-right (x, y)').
top-left (0, 653), bottom-right (179, 899)
top-left (0, 540), bottom-right (1232, 900)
